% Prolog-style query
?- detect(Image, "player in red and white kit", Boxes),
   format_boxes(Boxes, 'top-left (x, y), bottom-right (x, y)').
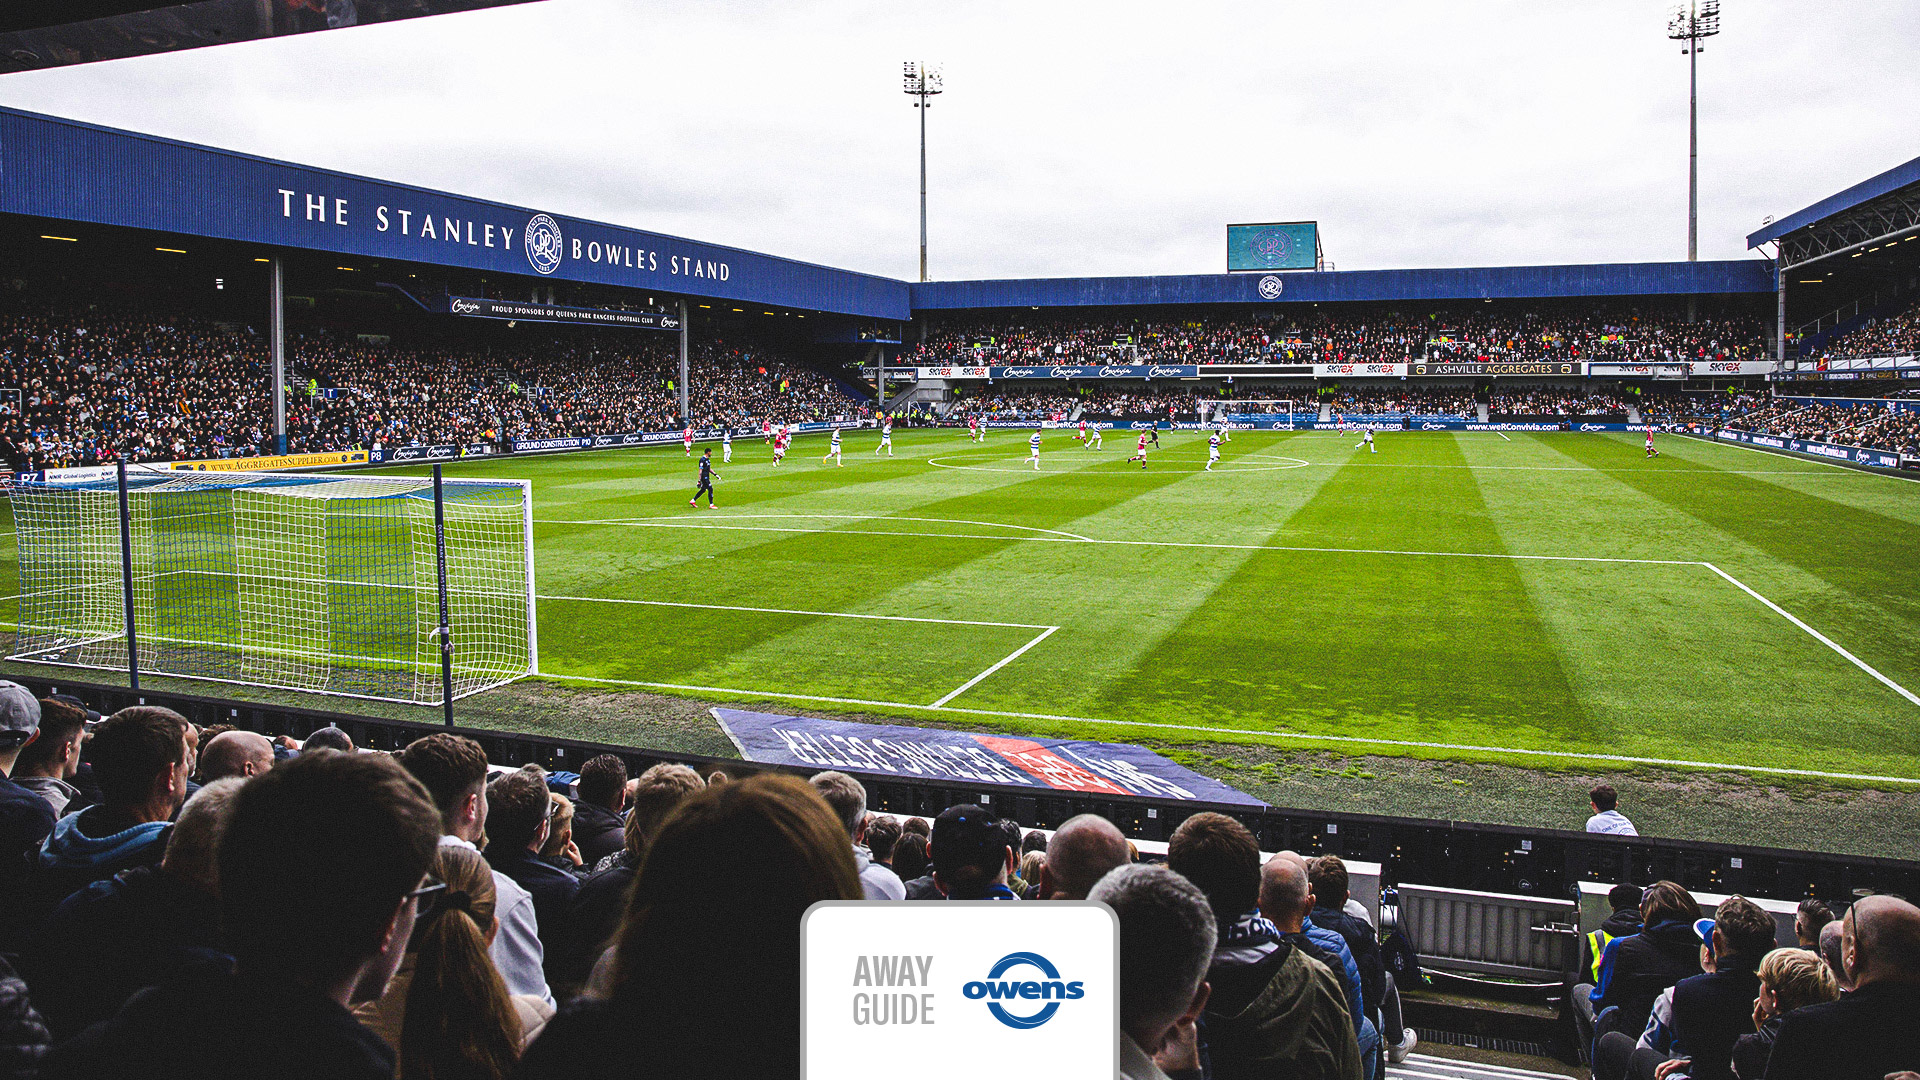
top-left (1126, 430), bottom-right (1150, 469)
top-left (1076, 419), bottom-right (1088, 443)
top-left (762, 419), bottom-right (774, 444)
top-left (968, 414), bottom-right (982, 442)
top-left (772, 427), bottom-right (790, 466)
top-left (683, 426), bottom-right (695, 456)
top-left (1645, 428), bottom-right (1660, 458)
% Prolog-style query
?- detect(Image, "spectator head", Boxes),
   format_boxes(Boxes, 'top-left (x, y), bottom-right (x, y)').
top-left (705, 770), bottom-right (730, 786)
top-left (576, 754), bottom-right (627, 813)
top-left (89, 705), bottom-right (192, 819)
top-left (865, 815), bottom-right (901, 864)
top-left (1709, 896), bottom-right (1779, 972)
top-left (892, 832), bottom-right (930, 881)
top-left (623, 763), bottom-right (705, 861)
top-left (901, 816), bottom-right (931, 839)
top-left (1022, 829), bottom-right (1048, 855)
top-left (1641, 880), bottom-right (1702, 927)
top-left (302, 726), bottom-right (354, 754)
top-left (1795, 898), bottom-right (1835, 951)
top-left (1608, 883), bottom-right (1645, 914)
top-left (541, 793), bottom-right (574, 861)
top-left (1090, 864), bottom-right (1215, 1055)
top-left (218, 751), bottom-right (440, 1003)
top-left (485, 765), bottom-right (552, 856)
top-left (931, 804), bottom-right (1016, 900)
top-left (0, 681), bottom-right (39, 772)
top-left (808, 770), bottom-right (867, 840)
top-left (1756, 948), bottom-right (1839, 1020)
top-left (1257, 851), bottom-right (1315, 931)
top-left (1167, 812), bottom-right (1262, 926)
top-left (13, 697), bottom-right (87, 780)
top-left (1844, 894), bottom-right (1920, 990)
top-left (1041, 814), bottom-right (1131, 901)
top-left (1017, 851), bottom-right (1047, 895)
top-left (400, 842), bottom-right (521, 1080)
top-left (1590, 784), bottom-right (1619, 813)
top-left (1819, 919), bottom-right (1852, 990)
top-left (607, 774), bottom-right (859, 1075)
top-left (197, 729), bottom-right (274, 783)
top-left (397, 733), bottom-right (490, 843)
top-left (1307, 855), bottom-right (1350, 908)
top-left (160, 777), bottom-right (243, 896)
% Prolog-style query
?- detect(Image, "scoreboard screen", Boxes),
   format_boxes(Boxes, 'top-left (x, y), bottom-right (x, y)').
top-left (1227, 221), bottom-right (1318, 272)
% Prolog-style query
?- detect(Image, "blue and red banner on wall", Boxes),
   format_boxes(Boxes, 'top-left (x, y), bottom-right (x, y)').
top-left (713, 709), bottom-right (1264, 806)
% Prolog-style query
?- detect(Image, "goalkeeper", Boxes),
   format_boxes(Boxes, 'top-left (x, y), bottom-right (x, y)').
top-left (689, 448), bottom-right (720, 508)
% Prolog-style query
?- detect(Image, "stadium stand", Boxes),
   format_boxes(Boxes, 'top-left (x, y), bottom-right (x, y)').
top-left (1724, 398), bottom-right (1920, 457)
top-left (1817, 295), bottom-right (1920, 360)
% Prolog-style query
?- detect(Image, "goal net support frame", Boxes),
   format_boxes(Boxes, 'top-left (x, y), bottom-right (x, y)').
top-left (1203, 399), bottom-right (1310, 429)
top-left (8, 463), bottom-right (537, 709)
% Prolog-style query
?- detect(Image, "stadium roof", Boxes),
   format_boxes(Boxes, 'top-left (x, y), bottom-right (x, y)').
top-left (1747, 152), bottom-right (1920, 269)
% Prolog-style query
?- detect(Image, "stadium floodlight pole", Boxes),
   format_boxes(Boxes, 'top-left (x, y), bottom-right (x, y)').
top-left (678, 299), bottom-right (689, 423)
top-left (115, 458), bottom-right (140, 691)
top-left (1668, 0), bottom-right (1720, 263)
top-left (270, 257), bottom-right (287, 454)
top-left (432, 463), bottom-right (454, 727)
top-left (903, 61), bottom-right (943, 282)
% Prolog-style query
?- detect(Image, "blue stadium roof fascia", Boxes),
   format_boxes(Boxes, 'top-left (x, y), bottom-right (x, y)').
top-left (0, 106), bottom-right (911, 321)
top-left (909, 259), bottom-right (1774, 311)
top-left (1747, 153), bottom-right (1920, 249)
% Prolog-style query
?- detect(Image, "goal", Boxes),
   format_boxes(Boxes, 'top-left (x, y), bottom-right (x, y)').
top-left (1202, 399), bottom-right (1314, 429)
top-left (8, 468), bottom-right (536, 705)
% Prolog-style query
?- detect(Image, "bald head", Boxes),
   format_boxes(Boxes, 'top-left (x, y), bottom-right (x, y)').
top-left (1041, 815), bottom-right (1131, 901)
top-left (1819, 919), bottom-right (1852, 990)
top-left (1259, 851), bottom-right (1313, 932)
top-left (199, 730), bottom-right (274, 782)
top-left (1846, 895), bottom-right (1920, 988)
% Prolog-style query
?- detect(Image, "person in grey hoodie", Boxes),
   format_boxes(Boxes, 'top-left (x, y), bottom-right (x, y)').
top-left (808, 771), bottom-right (905, 900)
top-left (31, 707), bottom-right (192, 927)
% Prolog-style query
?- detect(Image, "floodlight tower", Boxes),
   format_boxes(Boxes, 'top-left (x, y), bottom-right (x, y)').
top-left (903, 61), bottom-right (943, 282)
top-left (1668, 0), bottom-right (1720, 262)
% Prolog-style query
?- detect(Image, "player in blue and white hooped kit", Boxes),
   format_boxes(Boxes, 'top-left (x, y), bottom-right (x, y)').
top-left (1028, 429), bottom-right (1043, 470)
top-left (1215, 414), bottom-right (1232, 443)
top-left (1206, 431), bottom-right (1222, 471)
top-left (722, 428), bottom-right (732, 463)
top-left (876, 415), bottom-right (893, 456)
top-left (823, 427), bottom-right (843, 467)
top-left (1354, 426), bottom-right (1375, 453)
top-left (1084, 423), bottom-right (1102, 450)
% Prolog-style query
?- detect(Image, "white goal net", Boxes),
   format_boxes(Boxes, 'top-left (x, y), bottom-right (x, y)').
top-left (9, 469), bottom-right (536, 705)
top-left (1202, 399), bottom-right (1313, 428)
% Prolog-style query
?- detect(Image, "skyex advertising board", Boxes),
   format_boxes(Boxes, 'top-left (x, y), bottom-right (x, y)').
top-left (804, 903), bottom-right (1117, 1079)
top-left (715, 709), bottom-right (1265, 804)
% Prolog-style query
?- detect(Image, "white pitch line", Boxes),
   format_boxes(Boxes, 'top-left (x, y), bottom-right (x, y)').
top-left (565, 512), bottom-right (1096, 542)
top-left (533, 671), bottom-right (1920, 785)
top-left (1700, 562), bottom-right (1920, 709)
top-left (929, 626), bottom-right (1060, 708)
top-left (539, 518), bottom-right (1700, 565)
top-left (1679, 433), bottom-right (1920, 484)
top-left (536, 593), bottom-right (1053, 630)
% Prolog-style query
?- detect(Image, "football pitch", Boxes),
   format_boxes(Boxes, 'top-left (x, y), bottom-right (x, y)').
top-left (7, 427), bottom-right (1920, 786)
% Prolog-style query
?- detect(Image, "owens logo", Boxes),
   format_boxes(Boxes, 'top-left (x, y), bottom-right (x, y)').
top-left (963, 952), bottom-right (1084, 1030)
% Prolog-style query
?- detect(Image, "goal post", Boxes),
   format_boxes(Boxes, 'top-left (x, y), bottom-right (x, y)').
top-left (8, 468), bottom-right (536, 706)
top-left (1203, 399), bottom-right (1312, 429)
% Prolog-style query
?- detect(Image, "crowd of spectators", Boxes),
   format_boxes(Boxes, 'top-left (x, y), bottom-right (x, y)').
top-left (0, 686), bottom-right (1916, 1078)
top-left (0, 304), bottom-right (862, 471)
top-left (1329, 389), bottom-right (1476, 417)
top-left (1489, 389), bottom-right (1632, 416)
top-left (1726, 400), bottom-right (1920, 456)
top-left (1818, 299), bottom-right (1920, 361)
top-left (953, 390), bottom-right (1080, 421)
top-left (911, 303), bottom-right (1770, 369)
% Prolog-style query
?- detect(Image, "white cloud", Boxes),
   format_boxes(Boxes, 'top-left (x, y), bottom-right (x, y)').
top-left (0, 0), bottom-right (1913, 282)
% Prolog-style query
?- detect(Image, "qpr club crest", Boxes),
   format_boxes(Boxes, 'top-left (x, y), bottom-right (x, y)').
top-left (1257, 275), bottom-right (1283, 300)
top-left (524, 213), bottom-right (564, 276)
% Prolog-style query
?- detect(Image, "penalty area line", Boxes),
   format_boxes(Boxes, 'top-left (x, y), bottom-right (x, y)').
top-left (536, 593), bottom-right (1054, 630)
top-left (928, 626), bottom-right (1060, 708)
top-left (531, 671), bottom-right (1920, 785)
top-left (1699, 562), bottom-right (1920, 709)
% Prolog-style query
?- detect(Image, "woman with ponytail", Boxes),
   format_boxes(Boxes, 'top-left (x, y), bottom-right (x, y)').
top-left (353, 844), bottom-right (553, 1079)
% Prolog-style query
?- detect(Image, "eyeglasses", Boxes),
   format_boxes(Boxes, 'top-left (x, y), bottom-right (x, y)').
top-left (406, 878), bottom-right (447, 904)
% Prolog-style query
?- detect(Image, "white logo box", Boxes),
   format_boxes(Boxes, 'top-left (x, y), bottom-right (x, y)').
top-left (803, 901), bottom-right (1117, 1079)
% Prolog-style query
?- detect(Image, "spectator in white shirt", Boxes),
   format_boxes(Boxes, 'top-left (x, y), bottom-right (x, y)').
top-left (808, 771), bottom-right (905, 900)
top-left (397, 734), bottom-right (553, 1008)
top-left (1586, 784), bottom-right (1639, 836)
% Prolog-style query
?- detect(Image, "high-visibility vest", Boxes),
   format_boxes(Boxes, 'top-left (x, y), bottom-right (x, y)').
top-left (1587, 928), bottom-right (1619, 984)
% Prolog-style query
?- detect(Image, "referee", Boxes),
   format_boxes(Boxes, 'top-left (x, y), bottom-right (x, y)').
top-left (689, 448), bottom-right (719, 508)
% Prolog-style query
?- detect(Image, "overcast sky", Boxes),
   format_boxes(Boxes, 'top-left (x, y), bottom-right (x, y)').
top-left (0, 0), bottom-right (1914, 282)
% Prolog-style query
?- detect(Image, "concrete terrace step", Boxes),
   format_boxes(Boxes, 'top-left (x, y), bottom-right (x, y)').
top-left (1387, 1052), bottom-right (1569, 1080)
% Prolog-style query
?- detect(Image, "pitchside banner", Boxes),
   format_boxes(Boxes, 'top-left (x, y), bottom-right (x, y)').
top-left (1713, 430), bottom-right (1906, 469)
top-left (713, 709), bottom-right (1265, 805)
top-left (987, 364), bottom-right (1199, 380)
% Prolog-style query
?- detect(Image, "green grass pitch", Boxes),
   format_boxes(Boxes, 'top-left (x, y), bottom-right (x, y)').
top-left (7, 426), bottom-right (1919, 784)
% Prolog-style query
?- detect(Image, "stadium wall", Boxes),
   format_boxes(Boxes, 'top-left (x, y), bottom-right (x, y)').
top-left (908, 260), bottom-right (1776, 310)
top-left (0, 106), bottom-right (911, 320)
